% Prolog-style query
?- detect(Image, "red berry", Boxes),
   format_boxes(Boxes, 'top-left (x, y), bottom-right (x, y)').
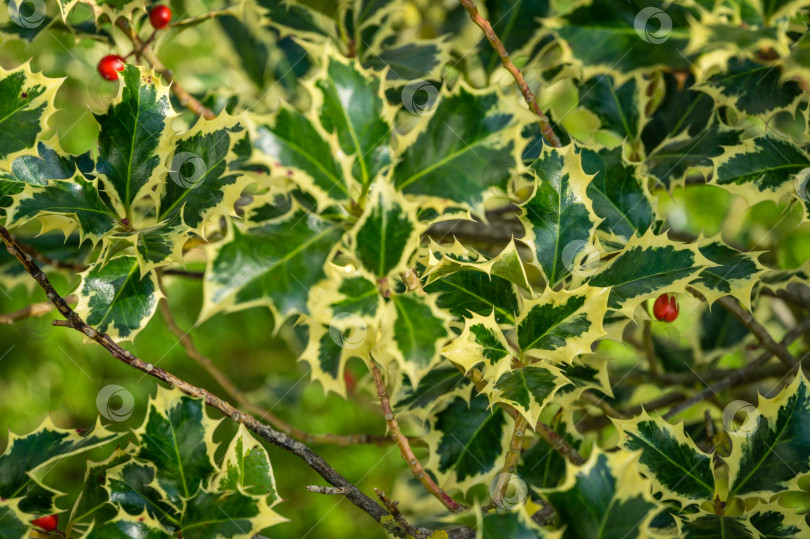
top-left (31, 514), bottom-right (59, 532)
top-left (149, 5), bottom-right (172, 29)
top-left (653, 294), bottom-right (679, 322)
top-left (97, 55), bottom-right (125, 81)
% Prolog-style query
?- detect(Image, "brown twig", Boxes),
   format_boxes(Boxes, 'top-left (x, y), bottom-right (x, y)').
top-left (485, 415), bottom-right (528, 511)
top-left (371, 363), bottom-right (465, 513)
top-left (374, 488), bottom-right (429, 539)
top-left (0, 295), bottom-right (76, 324)
top-left (0, 224), bottom-right (473, 539)
top-left (535, 422), bottom-right (586, 466)
top-left (458, 0), bottom-right (562, 147)
top-left (157, 293), bottom-right (393, 447)
top-left (115, 18), bottom-right (217, 120)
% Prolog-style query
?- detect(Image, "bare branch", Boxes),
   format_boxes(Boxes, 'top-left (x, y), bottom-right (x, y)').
top-left (0, 295), bottom-right (76, 325)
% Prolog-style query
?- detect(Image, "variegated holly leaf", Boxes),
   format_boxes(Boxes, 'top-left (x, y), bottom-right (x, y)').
top-left (135, 389), bottom-right (218, 508)
top-left (95, 65), bottom-right (174, 215)
top-left (313, 56), bottom-right (392, 187)
top-left (579, 74), bottom-right (642, 143)
top-left (544, 450), bottom-right (665, 539)
top-left (486, 365), bottom-right (568, 426)
top-left (679, 514), bottom-right (757, 539)
top-left (0, 418), bottom-right (118, 514)
top-left (216, 424), bottom-right (279, 504)
top-left (475, 0), bottom-right (550, 75)
top-left (363, 39), bottom-right (450, 83)
top-left (726, 372), bottom-right (810, 498)
top-left (586, 230), bottom-right (712, 317)
top-left (516, 285), bottom-right (609, 363)
top-left (299, 319), bottom-right (369, 397)
top-left (698, 305), bottom-right (749, 359)
top-left (74, 257), bottom-right (159, 342)
top-left (425, 394), bottom-right (509, 491)
top-left (424, 266), bottom-right (520, 324)
top-left (520, 145), bottom-right (599, 287)
top-left (68, 447), bottom-right (133, 532)
top-left (107, 460), bottom-right (179, 530)
top-left (422, 239), bottom-right (531, 291)
top-left (258, 0), bottom-right (337, 42)
top-left (392, 83), bottom-right (531, 209)
top-left (478, 509), bottom-right (550, 539)
top-left (134, 214), bottom-right (188, 274)
top-left (350, 180), bottom-right (420, 279)
top-left (549, 0), bottom-right (693, 76)
top-left (614, 412), bottom-right (715, 504)
top-left (178, 487), bottom-right (284, 536)
top-left (749, 507), bottom-right (810, 538)
top-left (519, 422), bottom-right (582, 491)
top-left (711, 135), bottom-right (810, 206)
top-left (82, 510), bottom-right (170, 539)
top-left (690, 237), bottom-right (767, 309)
top-left (581, 147), bottom-right (654, 240)
top-left (555, 355), bottom-right (611, 403)
top-left (0, 500), bottom-right (31, 539)
top-left (1, 141), bottom-right (92, 186)
top-left (201, 207), bottom-right (343, 323)
top-left (394, 365), bottom-right (470, 413)
top-left (378, 293), bottom-right (452, 386)
top-left (698, 58), bottom-right (803, 118)
top-left (0, 63), bottom-right (61, 162)
top-left (442, 312), bottom-right (513, 384)
top-left (252, 106), bottom-right (350, 206)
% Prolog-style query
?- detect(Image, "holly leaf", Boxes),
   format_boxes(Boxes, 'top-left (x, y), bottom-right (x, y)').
top-left (614, 412), bottom-right (715, 504)
top-left (2, 141), bottom-right (91, 186)
top-left (394, 365), bottom-right (470, 414)
top-left (586, 229), bottom-right (712, 317)
top-left (0, 418), bottom-right (118, 515)
top-left (476, 0), bottom-right (550, 76)
top-left (424, 266), bottom-right (520, 324)
top-left (0, 500), bottom-right (31, 539)
top-left (422, 239), bottom-right (531, 292)
top-left (0, 63), bottom-right (61, 162)
top-left (82, 510), bottom-right (170, 539)
top-left (579, 74), bottom-right (642, 143)
top-left (519, 423), bottom-right (581, 491)
top-left (201, 207), bottom-right (343, 323)
top-left (749, 508), bottom-right (810, 538)
top-left (95, 65), bottom-right (174, 214)
top-left (74, 257), bottom-right (160, 342)
top-left (689, 236), bottom-right (767, 309)
top-left (425, 394), bottom-right (509, 490)
top-left (486, 365), bottom-right (568, 426)
top-left (581, 147), bottom-right (654, 240)
top-left (351, 180), bottom-right (420, 279)
top-left (313, 55), bottom-right (392, 186)
top-left (392, 83), bottom-right (531, 209)
top-left (216, 424), bottom-right (279, 505)
top-left (521, 145), bottom-right (599, 287)
top-left (516, 285), bottom-right (609, 363)
top-left (726, 372), bottom-right (810, 497)
top-left (135, 389), bottom-right (218, 508)
top-left (544, 450), bottom-right (664, 539)
top-left (680, 514), bottom-right (757, 539)
top-left (479, 509), bottom-right (550, 538)
top-left (442, 312), bottom-right (513, 384)
top-left (107, 460), bottom-right (179, 530)
top-left (68, 448), bottom-right (133, 533)
top-left (363, 39), bottom-right (450, 83)
top-left (177, 487), bottom-right (284, 536)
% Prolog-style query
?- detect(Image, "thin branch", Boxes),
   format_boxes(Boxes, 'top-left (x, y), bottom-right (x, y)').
top-left (759, 287), bottom-right (810, 310)
top-left (579, 391), bottom-right (628, 420)
top-left (167, 4), bottom-right (240, 30)
top-left (535, 422), bottom-right (586, 466)
top-left (115, 18), bottom-right (216, 120)
top-left (485, 415), bottom-right (528, 511)
top-left (0, 295), bottom-right (76, 325)
top-left (374, 488), bottom-right (429, 539)
top-left (458, 0), bottom-right (562, 148)
top-left (0, 224), bottom-right (473, 539)
top-left (157, 294), bottom-right (393, 447)
top-left (663, 316), bottom-right (810, 419)
top-left (371, 363), bottom-right (465, 513)
top-left (306, 485), bottom-right (348, 494)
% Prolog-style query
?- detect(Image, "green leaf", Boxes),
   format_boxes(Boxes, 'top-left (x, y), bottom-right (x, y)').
top-left (487, 365), bottom-right (566, 426)
top-left (3, 142), bottom-right (89, 186)
top-left (178, 488), bottom-right (284, 537)
top-left (394, 366), bottom-right (470, 413)
top-left (351, 181), bottom-right (420, 278)
top-left (519, 423), bottom-right (581, 490)
top-left (0, 63), bottom-right (61, 161)
top-left (83, 511), bottom-right (170, 539)
top-left (479, 509), bottom-right (549, 539)
top-left (258, 0), bottom-right (337, 41)
top-left (423, 267), bottom-right (519, 324)
top-left (544, 450), bottom-right (663, 539)
top-left (95, 65), bottom-right (173, 213)
top-left (201, 207), bottom-right (343, 322)
top-left (314, 56), bottom-right (391, 186)
top-left (614, 412), bottom-right (715, 504)
top-left (426, 394), bottom-right (508, 489)
top-left (422, 239), bottom-right (531, 291)
top-left (579, 75), bottom-right (641, 142)
top-left (516, 285), bottom-right (609, 363)
top-left (75, 257), bottom-right (159, 342)
top-left (0, 419), bottom-right (118, 514)
top-left (0, 500), bottom-right (32, 539)
top-left (726, 372), bottom-right (810, 497)
top-left (253, 106), bottom-right (350, 205)
top-left (521, 145), bottom-right (599, 286)
top-left (711, 135), bottom-right (810, 206)
top-left (363, 40), bottom-right (449, 83)
top-left (392, 83), bottom-right (530, 209)
top-left (68, 447), bottom-right (132, 532)
top-left (586, 229), bottom-right (711, 316)
top-left (680, 514), bottom-right (756, 539)
top-left (749, 508), bottom-right (810, 538)
top-left (135, 389), bottom-right (218, 507)
top-left (690, 237), bottom-right (766, 309)
top-left (442, 312), bottom-right (512, 383)
top-left (698, 305), bottom-right (749, 359)
top-left (477, 0), bottom-right (550, 75)
top-left (107, 461), bottom-right (179, 529)
top-left (581, 147), bottom-right (654, 240)
top-left (217, 424), bottom-right (279, 504)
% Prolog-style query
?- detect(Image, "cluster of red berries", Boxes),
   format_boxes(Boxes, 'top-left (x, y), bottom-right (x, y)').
top-left (97, 6), bottom-right (172, 81)
top-left (653, 293), bottom-right (679, 322)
